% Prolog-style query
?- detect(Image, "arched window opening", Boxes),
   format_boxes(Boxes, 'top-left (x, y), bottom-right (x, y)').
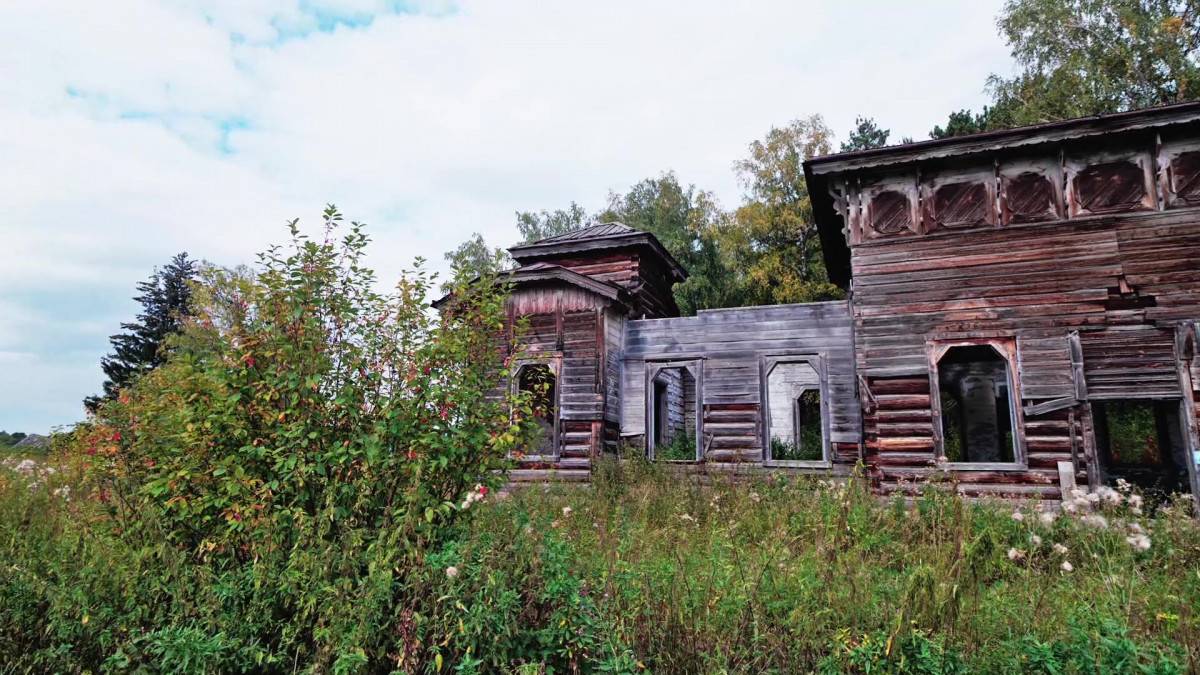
top-left (936, 345), bottom-right (1018, 464)
top-left (517, 364), bottom-right (557, 457)
top-left (765, 360), bottom-right (826, 464)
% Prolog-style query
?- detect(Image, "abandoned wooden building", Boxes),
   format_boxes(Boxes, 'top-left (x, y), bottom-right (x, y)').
top-left (449, 102), bottom-right (1200, 504)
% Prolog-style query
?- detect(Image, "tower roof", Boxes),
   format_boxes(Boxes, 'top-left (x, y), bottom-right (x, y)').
top-left (508, 222), bottom-right (688, 282)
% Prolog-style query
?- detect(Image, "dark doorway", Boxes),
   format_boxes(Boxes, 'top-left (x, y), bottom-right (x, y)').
top-left (1094, 400), bottom-right (1190, 498)
top-left (937, 345), bottom-right (1017, 463)
top-left (517, 364), bottom-right (557, 456)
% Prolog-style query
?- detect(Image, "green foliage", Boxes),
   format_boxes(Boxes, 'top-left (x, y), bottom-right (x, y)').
top-left (0, 431), bottom-right (26, 448)
top-left (85, 252), bottom-right (198, 413)
top-left (987, 0), bottom-right (1200, 128)
top-left (655, 432), bottom-right (696, 461)
top-left (841, 116), bottom-right (891, 151)
top-left (516, 202), bottom-right (589, 244)
top-left (19, 207), bottom-right (539, 672)
top-left (441, 232), bottom-right (512, 293)
top-left (727, 115), bottom-right (845, 306)
top-left (2, 453), bottom-right (1199, 672)
top-left (929, 109), bottom-right (992, 140)
top-left (597, 172), bottom-right (740, 315)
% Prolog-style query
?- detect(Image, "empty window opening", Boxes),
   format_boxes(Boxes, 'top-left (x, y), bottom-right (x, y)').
top-left (936, 345), bottom-right (1018, 464)
top-left (649, 366), bottom-right (698, 461)
top-left (517, 364), bottom-right (557, 456)
top-left (1094, 400), bottom-right (1190, 499)
top-left (765, 361), bottom-right (826, 463)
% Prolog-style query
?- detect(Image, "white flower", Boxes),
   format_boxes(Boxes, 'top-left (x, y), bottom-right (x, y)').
top-left (749, 492), bottom-right (761, 503)
top-left (52, 486), bottom-right (70, 500)
top-left (1126, 534), bottom-right (1151, 551)
top-left (1062, 501), bottom-right (1078, 514)
top-left (1116, 478), bottom-right (1132, 493)
top-left (1128, 522), bottom-right (1145, 535)
top-left (1061, 560), bottom-right (1074, 572)
top-left (1070, 488), bottom-right (1087, 500)
top-left (1007, 547), bottom-right (1024, 561)
top-left (14, 459), bottom-right (37, 475)
top-left (1038, 511), bottom-right (1057, 526)
top-left (1011, 511), bottom-right (1025, 522)
top-left (1128, 494), bottom-right (1144, 509)
top-left (460, 500), bottom-right (471, 511)
top-left (679, 513), bottom-right (695, 522)
top-left (1053, 543), bottom-right (1069, 555)
top-left (1030, 534), bottom-right (1042, 546)
top-left (445, 566), bottom-right (459, 579)
top-left (1081, 514), bottom-right (1109, 529)
top-left (1085, 492), bottom-right (1101, 504)
top-left (561, 506), bottom-right (573, 517)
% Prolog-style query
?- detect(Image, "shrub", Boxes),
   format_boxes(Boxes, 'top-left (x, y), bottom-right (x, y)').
top-left (20, 207), bottom-right (539, 671)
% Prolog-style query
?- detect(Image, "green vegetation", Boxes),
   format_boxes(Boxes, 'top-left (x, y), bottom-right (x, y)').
top-left (3, 450), bottom-right (1197, 672)
top-left (654, 432), bottom-right (697, 462)
top-left (0, 431), bottom-right (27, 448)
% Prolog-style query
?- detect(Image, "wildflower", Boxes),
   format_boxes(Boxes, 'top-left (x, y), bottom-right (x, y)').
top-left (1128, 522), bottom-right (1145, 535)
top-left (14, 459), bottom-right (37, 475)
top-left (1053, 543), bottom-right (1069, 555)
top-left (52, 486), bottom-right (70, 500)
top-left (561, 506), bottom-right (573, 517)
top-left (1128, 494), bottom-right (1143, 509)
top-left (1061, 560), bottom-right (1074, 572)
top-left (1011, 510), bottom-right (1025, 522)
top-left (1096, 486), bottom-right (1122, 505)
top-left (1038, 511), bottom-right (1057, 526)
top-left (1030, 534), bottom-right (1042, 546)
top-left (1126, 533), bottom-right (1151, 551)
top-left (679, 513), bottom-right (695, 522)
top-left (1007, 548), bottom-right (1024, 561)
top-left (1085, 492), bottom-right (1101, 504)
top-left (445, 566), bottom-right (459, 579)
top-left (1116, 478), bottom-right (1132, 493)
top-left (749, 492), bottom-right (761, 503)
top-left (1061, 501), bottom-right (1078, 514)
top-left (1081, 514), bottom-right (1108, 529)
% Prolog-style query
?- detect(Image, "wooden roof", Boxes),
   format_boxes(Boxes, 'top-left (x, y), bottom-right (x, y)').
top-left (803, 100), bottom-right (1200, 288)
top-left (431, 262), bottom-right (627, 309)
top-left (508, 222), bottom-right (688, 282)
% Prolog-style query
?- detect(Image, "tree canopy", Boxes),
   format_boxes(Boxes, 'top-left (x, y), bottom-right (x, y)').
top-left (85, 252), bottom-right (198, 413)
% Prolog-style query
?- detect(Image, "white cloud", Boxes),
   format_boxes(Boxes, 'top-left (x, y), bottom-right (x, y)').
top-left (0, 0), bottom-right (1011, 431)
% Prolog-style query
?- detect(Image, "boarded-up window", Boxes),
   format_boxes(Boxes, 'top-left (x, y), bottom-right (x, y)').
top-left (868, 190), bottom-right (912, 236)
top-left (1169, 150), bottom-right (1200, 206)
top-left (1073, 160), bottom-right (1148, 214)
top-left (935, 345), bottom-right (1018, 464)
top-left (926, 181), bottom-right (990, 229)
top-left (1003, 171), bottom-right (1058, 223)
top-left (764, 360), bottom-right (826, 463)
top-left (1094, 400), bottom-right (1191, 497)
top-left (517, 364), bottom-right (557, 456)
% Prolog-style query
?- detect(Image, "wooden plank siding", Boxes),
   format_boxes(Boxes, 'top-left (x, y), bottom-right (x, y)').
top-left (621, 301), bottom-right (860, 467)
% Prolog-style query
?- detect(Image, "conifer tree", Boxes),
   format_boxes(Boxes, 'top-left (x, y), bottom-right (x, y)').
top-left (85, 253), bottom-right (197, 413)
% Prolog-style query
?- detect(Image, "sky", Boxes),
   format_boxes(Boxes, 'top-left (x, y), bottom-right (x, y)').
top-left (0, 1), bottom-right (1013, 433)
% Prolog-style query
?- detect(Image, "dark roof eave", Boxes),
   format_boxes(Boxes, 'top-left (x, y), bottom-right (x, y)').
top-left (508, 232), bottom-right (688, 282)
top-left (431, 265), bottom-right (629, 309)
top-left (805, 100), bottom-right (1200, 176)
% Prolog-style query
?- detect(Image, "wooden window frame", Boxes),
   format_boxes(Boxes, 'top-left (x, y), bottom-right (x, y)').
top-left (512, 354), bottom-right (562, 461)
top-left (644, 359), bottom-right (704, 462)
top-left (928, 338), bottom-right (1028, 471)
top-left (1174, 322), bottom-right (1200, 509)
top-left (760, 354), bottom-right (831, 468)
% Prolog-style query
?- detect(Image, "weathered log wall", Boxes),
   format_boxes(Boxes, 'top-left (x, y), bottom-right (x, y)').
top-left (621, 301), bottom-right (860, 467)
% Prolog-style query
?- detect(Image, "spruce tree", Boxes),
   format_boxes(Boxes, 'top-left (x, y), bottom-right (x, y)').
top-left (85, 253), bottom-right (198, 413)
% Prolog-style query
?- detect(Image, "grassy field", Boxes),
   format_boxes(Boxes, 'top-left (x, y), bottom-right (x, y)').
top-left (2, 456), bottom-right (1199, 673)
top-left (434, 460), bottom-right (1200, 673)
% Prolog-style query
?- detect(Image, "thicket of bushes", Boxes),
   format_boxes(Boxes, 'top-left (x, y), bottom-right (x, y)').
top-left (1, 211), bottom-right (1198, 672)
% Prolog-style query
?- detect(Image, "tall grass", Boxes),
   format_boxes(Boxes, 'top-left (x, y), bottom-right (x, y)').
top-left (2, 457), bottom-right (1199, 672)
